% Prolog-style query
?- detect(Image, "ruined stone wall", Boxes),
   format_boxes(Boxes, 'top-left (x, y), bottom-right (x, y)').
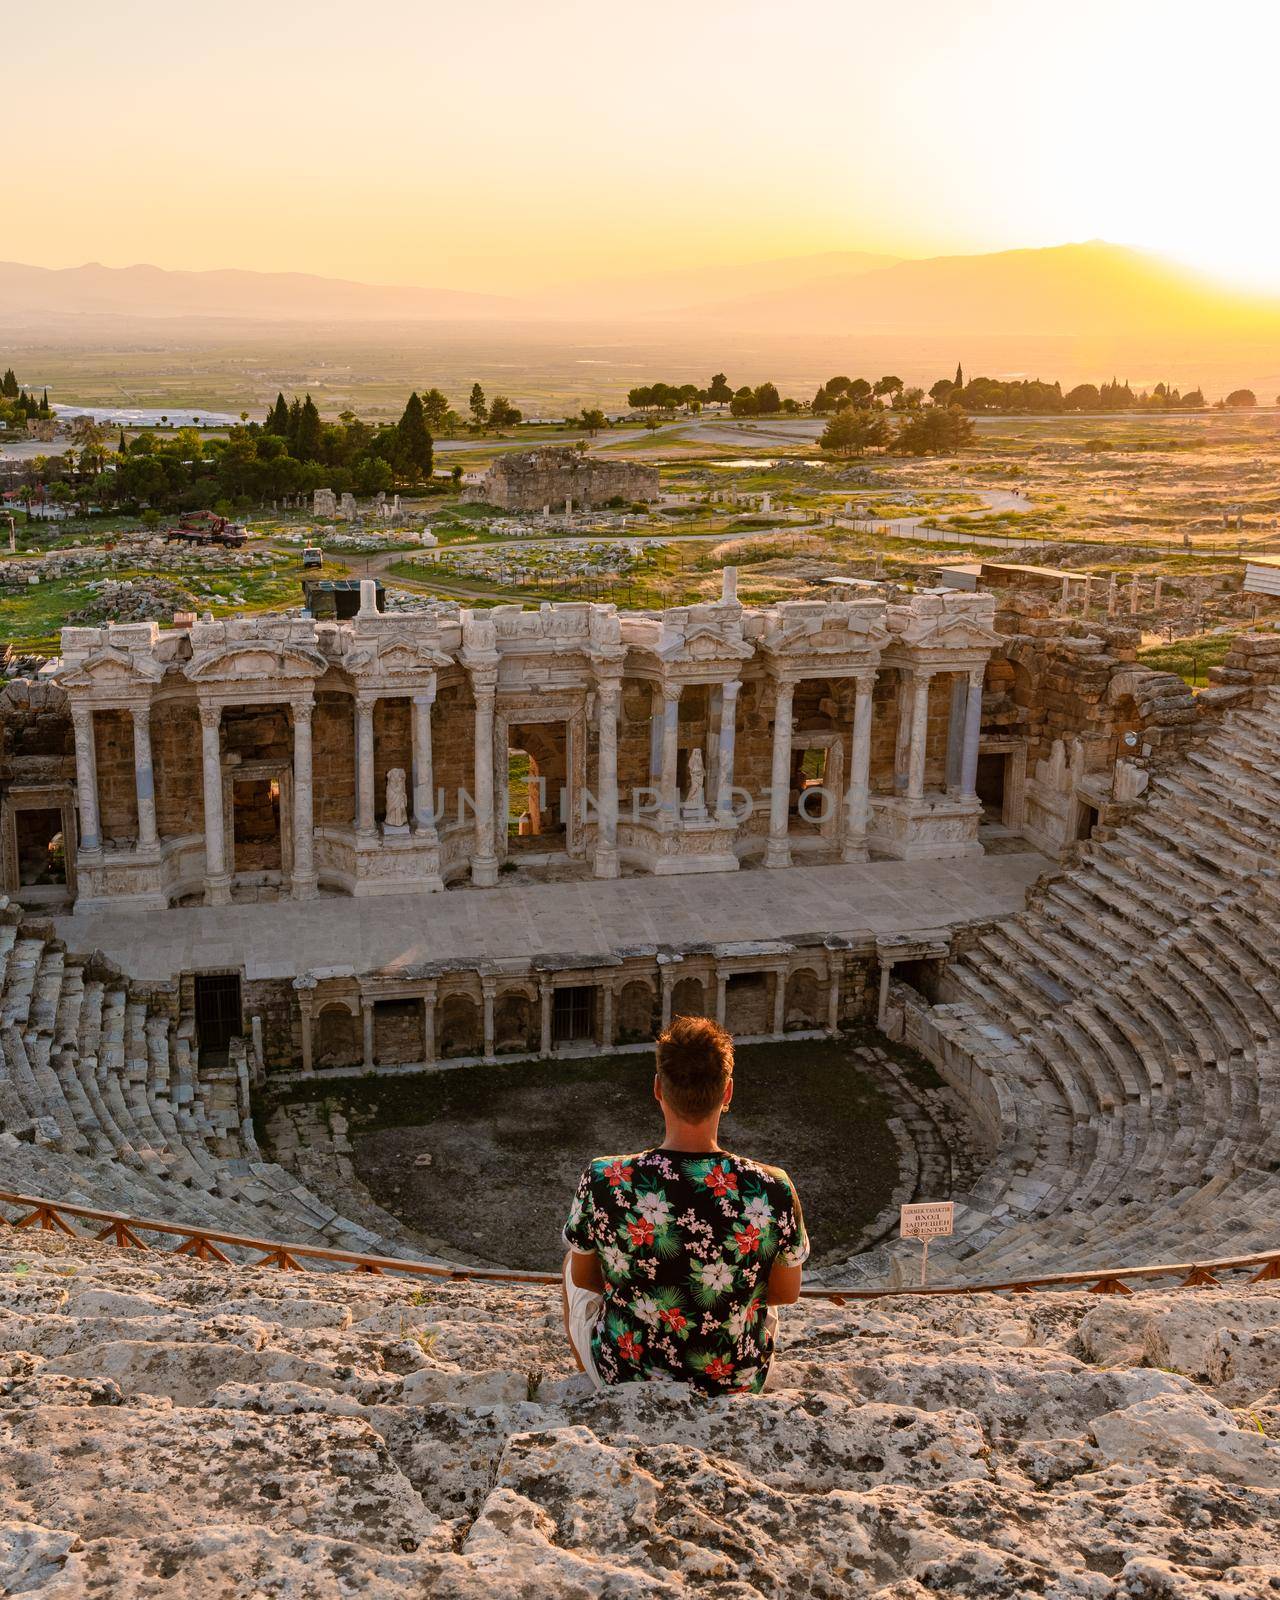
top-left (432, 679), bottom-right (476, 830)
top-left (222, 705), bottom-right (290, 765)
top-left (618, 681), bottom-right (655, 803)
top-left (314, 693), bottom-right (355, 828)
top-left (0, 677), bottom-right (72, 775)
top-left (243, 977), bottom-right (294, 1072)
top-left (987, 618), bottom-right (1196, 775)
top-left (372, 1000), bottom-right (421, 1066)
top-left (1212, 631), bottom-right (1280, 691)
top-left (479, 450), bottom-right (659, 512)
top-left (93, 709), bottom-right (138, 844)
top-left (868, 673), bottom-right (902, 795)
top-left (153, 703), bottom-right (203, 840)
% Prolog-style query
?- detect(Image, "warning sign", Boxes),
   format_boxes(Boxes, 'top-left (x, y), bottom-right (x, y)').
top-left (900, 1201), bottom-right (955, 1241)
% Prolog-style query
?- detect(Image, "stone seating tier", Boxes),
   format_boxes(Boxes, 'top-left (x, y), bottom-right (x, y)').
top-left (880, 687), bottom-right (1280, 1286)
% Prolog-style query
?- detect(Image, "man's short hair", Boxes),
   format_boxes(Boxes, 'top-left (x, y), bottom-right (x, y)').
top-left (656, 1015), bottom-right (734, 1120)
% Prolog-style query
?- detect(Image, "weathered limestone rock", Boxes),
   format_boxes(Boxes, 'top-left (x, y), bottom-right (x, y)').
top-left (2, 1232), bottom-right (1279, 1597)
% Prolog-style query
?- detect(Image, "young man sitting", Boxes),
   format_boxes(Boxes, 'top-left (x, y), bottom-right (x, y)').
top-left (561, 1013), bottom-right (809, 1396)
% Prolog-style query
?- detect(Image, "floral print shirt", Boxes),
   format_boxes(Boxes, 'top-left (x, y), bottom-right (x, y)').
top-left (562, 1147), bottom-right (809, 1395)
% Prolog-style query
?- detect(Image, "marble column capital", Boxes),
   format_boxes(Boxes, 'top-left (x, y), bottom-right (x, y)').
top-left (198, 703), bottom-right (222, 731)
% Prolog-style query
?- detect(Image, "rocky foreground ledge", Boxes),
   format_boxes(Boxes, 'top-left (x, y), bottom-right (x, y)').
top-left (1, 1233), bottom-right (1278, 1598)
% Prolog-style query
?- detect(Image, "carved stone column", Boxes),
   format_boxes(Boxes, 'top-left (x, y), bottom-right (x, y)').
top-left (959, 667), bottom-right (986, 802)
top-left (70, 706), bottom-right (102, 854)
top-left (945, 672), bottom-right (968, 795)
top-left (826, 959), bottom-right (842, 1036)
top-left (355, 694), bottom-right (377, 838)
top-left (539, 976), bottom-right (554, 1058)
top-left (659, 964), bottom-right (675, 1032)
top-left (658, 683), bottom-right (681, 829)
top-left (481, 977), bottom-right (497, 1062)
top-left (411, 686), bottom-right (437, 837)
top-left (471, 678), bottom-right (499, 887)
top-left (297, 988), bottom-right (314, 1074)
top-left (715, 967), bottom-right (728, 1028)
top-left (290, 698), bottom-right (316, 899)
top-left (600, 980), bottom-right (615, 1050)
top-left (130, 703), bottom-right (158, 851)
top-left (361, 998), bottom-right (375, 1071)
top-left (772, 970), bottom-right (787, 1035)
top-left (766, 679), bottom-right (795, 868)
top-left (199, 703), bottom-right (230, 904)
top-left (714, 679), bottom-right (740, 822)
top-left (906, 669), bottom-right (933, 801)
top-left (593, 679), bottom-right (621, 878)
top-left (421, 981), bottom-right (437, 1066)
top-left (842, 670), bottom-right (876, 862)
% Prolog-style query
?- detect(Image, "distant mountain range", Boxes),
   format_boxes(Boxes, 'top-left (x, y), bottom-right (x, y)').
top-left (2, 243), bottom-right (1278, 340)
top-left (680, 242), bottom-right (1280, 338)
top-left (0, 260), bottom-right (516, 322)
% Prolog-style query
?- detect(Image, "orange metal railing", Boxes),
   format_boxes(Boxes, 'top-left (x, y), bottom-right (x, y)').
top-left (1, 1189), bottom-right (1277, 1301)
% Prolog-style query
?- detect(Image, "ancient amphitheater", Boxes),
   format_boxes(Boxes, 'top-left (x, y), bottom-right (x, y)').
top-left (2, 578), bottom-right (1279, 1596)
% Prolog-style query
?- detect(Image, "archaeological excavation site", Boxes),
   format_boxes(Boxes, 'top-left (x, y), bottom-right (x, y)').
top-left (3, 572), bottom-right (1280, 1595)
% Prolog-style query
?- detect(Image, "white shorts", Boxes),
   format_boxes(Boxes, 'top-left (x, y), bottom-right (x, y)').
top-left (565, 1255), bottom-right (783, 1392)
top-left (564, 1254), bottom-right (607, 1391)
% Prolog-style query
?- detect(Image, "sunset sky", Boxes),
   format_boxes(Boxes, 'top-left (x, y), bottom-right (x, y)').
top-left (10, 0), bottom-right (1277, 292)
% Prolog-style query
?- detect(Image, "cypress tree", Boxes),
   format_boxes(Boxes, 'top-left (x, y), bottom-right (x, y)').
top-left (287, 397), bottom-right (303, 453)
top-left (954, 362), bottom-right (964, 391)
top-left (1, 368), bottom-right (18, 398)
top-left (38, 389), bottom-right (51, 418)
top-left (267, 392), bottom-right (290, 434)
top-left (295, 394), bottom-right (322, 462)
top-left (394, 391), bottom-right (434, 480)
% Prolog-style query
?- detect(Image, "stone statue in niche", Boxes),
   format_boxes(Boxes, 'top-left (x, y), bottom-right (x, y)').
top-left (384, 768), bottom-right (409, 833)
top-left (684, 748), bottom-right (706, 816)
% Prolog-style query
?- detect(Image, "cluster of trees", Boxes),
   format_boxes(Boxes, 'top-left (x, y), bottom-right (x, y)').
top-left (625, 363), bottom-right (1268, 422)
top-left (819, 405), bottom-right (975, 458)
top-left (924, 371), bottom-right (1211, 414)
top-left (0, 368), bottom-right (52, 427)
top-left (812, 374), bottom-right (923, 412)
top-left (626, 376), bottom-right (731, 413)
top-left (5, 389), bottom-right (470, 516)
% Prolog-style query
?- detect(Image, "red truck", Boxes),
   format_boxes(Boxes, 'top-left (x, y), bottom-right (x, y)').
top-left (164, 511), bottom-right (248, 548)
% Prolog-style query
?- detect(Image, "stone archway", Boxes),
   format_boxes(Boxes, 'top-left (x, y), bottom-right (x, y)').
top-left (617, 979), bottom-right (657, 1043)
top-left (784, 969), bottom-right (822, 1031)
top-left (315, 1002), bottom-right (360, 1069)
top-left (439, 993), bottom-right (482, 1058)
top-left (495, 991), bottom-right (537, 1053)
top-left (671, 976), bottom-right (705, 1019)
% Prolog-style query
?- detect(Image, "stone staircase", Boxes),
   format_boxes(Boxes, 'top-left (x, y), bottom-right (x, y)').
top-left (0, 901), bottom-right (408, 1263)
top-left (1, 1226), bottom-right (1277, 1597)
top-left (892, 689), bottom-right (1280, 1284)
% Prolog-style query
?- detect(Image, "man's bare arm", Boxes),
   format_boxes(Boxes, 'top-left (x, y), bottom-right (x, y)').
top-left (765, 1259), bottom-right (802, 1305)
top-left (569, 1248), bottom-right (605, 1293)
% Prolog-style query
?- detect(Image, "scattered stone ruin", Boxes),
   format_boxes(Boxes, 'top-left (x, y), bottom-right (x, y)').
top-left (472, 447), bottom-right (659, 512)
